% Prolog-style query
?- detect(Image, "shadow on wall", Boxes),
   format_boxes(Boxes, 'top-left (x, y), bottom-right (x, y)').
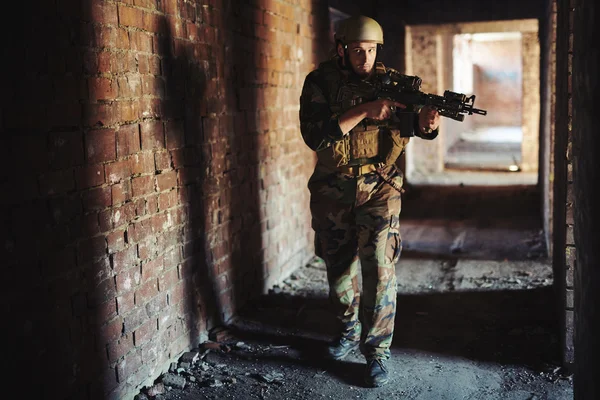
top-left (2, 0), bottom-right (330, 397)
top-left (1, 1), bottom-right (107, 397)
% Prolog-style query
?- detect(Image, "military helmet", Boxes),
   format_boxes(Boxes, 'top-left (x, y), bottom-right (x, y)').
top-left (334, 15), bottom-right (384, 45)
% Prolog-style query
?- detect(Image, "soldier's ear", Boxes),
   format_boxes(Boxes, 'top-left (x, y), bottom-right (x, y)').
top-left (336, 43), bottom-right (345, 58)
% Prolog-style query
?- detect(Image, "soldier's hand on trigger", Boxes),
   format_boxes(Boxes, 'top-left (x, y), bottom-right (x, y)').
top-left (418, 105), bottom-right (440, 134)
top-left (363, 99), bottom-right (406, 121)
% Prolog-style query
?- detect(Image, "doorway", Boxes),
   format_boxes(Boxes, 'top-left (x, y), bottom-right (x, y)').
top-left (445, 32), bottom-right (523, 173)
top-left (404, 19), bottom-right (539, 186)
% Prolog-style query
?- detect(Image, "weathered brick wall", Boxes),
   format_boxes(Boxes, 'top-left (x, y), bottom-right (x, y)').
top-left (572, 0), bottom-right (600, 395)
top-left (2, 0), bottom-right (329, 398)
top-left (553, 0), bottom-right (575, 366)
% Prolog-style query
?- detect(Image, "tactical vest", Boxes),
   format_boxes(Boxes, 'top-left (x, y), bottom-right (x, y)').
top-left (314, 59), bottom-right (409, 168)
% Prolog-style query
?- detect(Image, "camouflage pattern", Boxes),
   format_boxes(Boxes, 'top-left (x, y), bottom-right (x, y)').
top-left (308, 163), bottom-right (403, 360)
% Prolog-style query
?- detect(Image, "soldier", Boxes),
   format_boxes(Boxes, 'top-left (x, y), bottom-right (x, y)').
top-left (299, 15), bottom-right (440, 387)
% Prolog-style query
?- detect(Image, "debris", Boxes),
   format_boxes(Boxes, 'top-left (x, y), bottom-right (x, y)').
top-left (257, 371), bottom-right (284, 384)
top-left (180, 351), bottom-right (199, 364)
top-left (146, 382), bottom-right (165, 397)
top-left (209, 326), bottom-right (236, 343)
top-left (162, 373), bottom-right (186, 390)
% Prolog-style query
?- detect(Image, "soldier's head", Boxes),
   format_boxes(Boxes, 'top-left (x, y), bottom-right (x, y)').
top-left (334, 15), bottom-right (384, 78)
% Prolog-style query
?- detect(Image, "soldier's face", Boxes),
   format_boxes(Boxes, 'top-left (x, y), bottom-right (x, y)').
top-left (346, 42), bottom-right (378, 77)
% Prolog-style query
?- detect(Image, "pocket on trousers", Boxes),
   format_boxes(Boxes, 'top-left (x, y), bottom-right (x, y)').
top-left (385, 214), bottom-right (402, 264)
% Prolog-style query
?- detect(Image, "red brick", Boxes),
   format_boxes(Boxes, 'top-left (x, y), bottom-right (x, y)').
top-left (141, 255), bottom-right (164, 281)
top-left (100, 202), bottom-right (136, 231)
top-left (116, 266), bottom-right (141, 294)
top-left (116, 124), bottom-right (140, 157)
top-left (154, 151), bottom-right (171, 170)
top-left (89, 77), bottom-right (118, 101)
top-left (141, 75), bottom-right (165, 97)
top-left (107, 335), bottom-right (134, 363)
top-left (111, 245), bottom-right (138, 273)
top-left (158, 267), bottom-right (178, 291)
top-left (117, 74), bottom-right (143, 98)
top-left (134, 318), bottom-right (156, 347)
top-left (155, 170), bottom-right (177, 191)
top-left (117, 100), bottom-right (139, 122)
top-left (116, 349), bottom-right (142, 383)
top-left (170, 149), bottom-right (185, 169)
top-left (158, 190), bottom-right (177, 210)
top-left (88, 0), bottom-right (118, 25)
top-left (111, 181), bottom-right (132, 205)
top-left (132, 175), bottom-right (155, 197)
top-left (86, 129), bottom-right (116, 163)
top-left (39, 169), bottom-right (75, 195)
top-left (107, 230), bottom-right (126, 254)
top-left (143, 11), bottom-right (162, 33)
top-left (76, 164), bottom-right (105, 189)
top-left (150, 213), bottom-right (168, 234)
top-left (111, 181), bottom-right (131, 205)
top-left (130, 151), bottom-right (155, 174)
top-left (87, 24), bottom-right (118, 49)
top-left (117, 291), bottom-right (135, 315)
top-left (139, 98), bottom-right (162, 119)
top-left (134, 0), bottom-right (156, 8)
top-left (118, 4), bottom-right (143, 28)
top-left (147, 194), bottom-right (159, 214)
top-left (129, 30), bottom-right (153, 53)
top-left (83, 186), bottom-right (112, 210)
top-left (83, 103), bottom-right (118, 127)
top-left (163, 0), bottom-right (177, 16)
top-left (128, 219), bottom-right (153, 243)
top-left (105, 160), bottom-right (132, 184)
top-left (134, 198), bottom-right (146, 217)
top-left (148, 56), bottom-right (161, 74)
top-left (135, 278), bottom-right (158, 305)
top-left (137, 238), bottom-right (157, 260)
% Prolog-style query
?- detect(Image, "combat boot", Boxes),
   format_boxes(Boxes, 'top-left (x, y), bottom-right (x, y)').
top-left (364, 357), bottom-right (389, 387)
top-left (326, 336), bottom-right (360, 360)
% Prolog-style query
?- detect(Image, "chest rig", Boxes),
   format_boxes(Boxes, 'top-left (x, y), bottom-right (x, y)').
top-left (315, 59), bottom-right (408, 169)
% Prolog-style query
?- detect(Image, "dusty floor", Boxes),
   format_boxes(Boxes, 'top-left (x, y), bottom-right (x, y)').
top-left (136, 185), bottom-right (573, 400)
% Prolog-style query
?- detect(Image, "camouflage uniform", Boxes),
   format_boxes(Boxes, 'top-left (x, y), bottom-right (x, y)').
top-left (299, 57), bottom-right (437, 360)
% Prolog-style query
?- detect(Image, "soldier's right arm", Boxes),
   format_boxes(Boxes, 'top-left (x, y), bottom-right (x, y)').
top-left (299, 74), bottom-right (345, 151)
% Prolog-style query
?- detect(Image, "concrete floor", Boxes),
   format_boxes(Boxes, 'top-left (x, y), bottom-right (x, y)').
top-left (142, 184), bottom-right (572, 400)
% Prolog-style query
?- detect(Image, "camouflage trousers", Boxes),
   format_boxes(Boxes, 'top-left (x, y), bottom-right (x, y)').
top-left (308, 163), bottom-right (403, 360)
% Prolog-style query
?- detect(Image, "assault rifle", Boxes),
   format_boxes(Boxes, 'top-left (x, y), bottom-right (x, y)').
top-left (346, 70), bottom-right (487, 125)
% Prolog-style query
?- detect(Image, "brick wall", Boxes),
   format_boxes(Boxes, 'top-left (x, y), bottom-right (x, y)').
top-left (1, 0), bottom-right (329, 398)
top-left (572, 0), bottom-right (600, 395)
top-left (552, 0), bottom-right (575, 366)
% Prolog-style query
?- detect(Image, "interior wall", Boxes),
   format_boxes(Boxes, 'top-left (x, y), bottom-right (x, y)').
top-left (552, 0), bottom-right (574, 366)
top-left (572, 0), bottom-right (600, 396)
top-left (1, 0), bottom-right (330, 398)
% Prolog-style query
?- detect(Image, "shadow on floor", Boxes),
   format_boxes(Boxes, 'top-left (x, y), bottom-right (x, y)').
top-left (230, 285), bottom-right (559, 371)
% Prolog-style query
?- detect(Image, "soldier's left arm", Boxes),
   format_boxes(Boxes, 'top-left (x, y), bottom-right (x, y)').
top-left (299, 76), bottom-right (345, 151)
